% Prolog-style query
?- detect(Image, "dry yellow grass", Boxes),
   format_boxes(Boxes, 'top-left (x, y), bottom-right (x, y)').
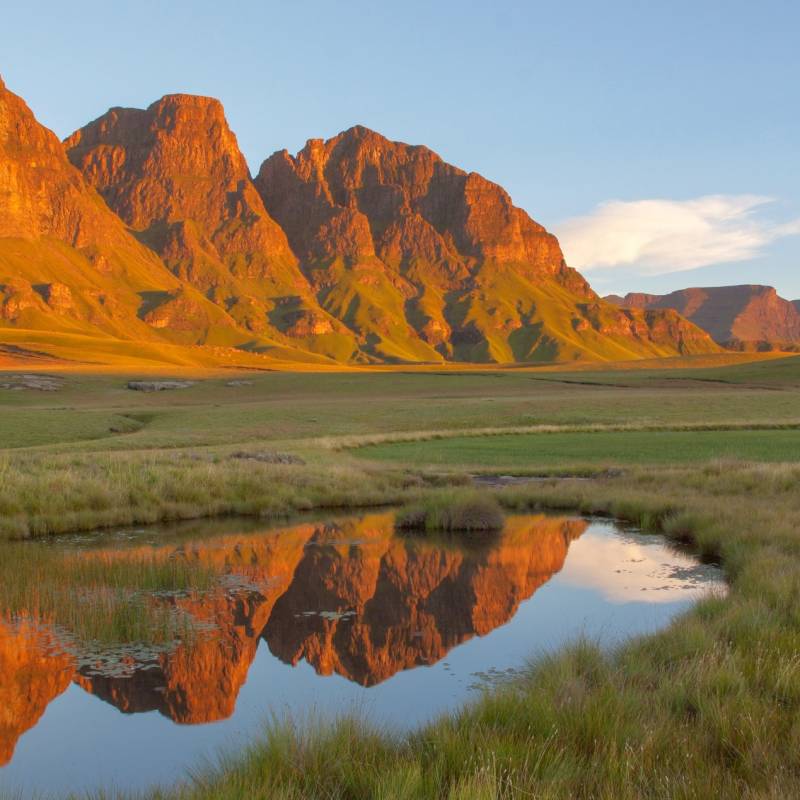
top-left (0, 326), bottom-right (790, 376)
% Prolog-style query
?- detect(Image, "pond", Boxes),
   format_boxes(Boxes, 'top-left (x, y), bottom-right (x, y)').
top-left (0, 511), bottom-right (724, 797)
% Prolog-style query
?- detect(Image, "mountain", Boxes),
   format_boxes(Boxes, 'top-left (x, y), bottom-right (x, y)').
top-left (255, 126), bottom-right (720, 363)
top-left (0, 75), bottom-right (721, 365)
top-left (0, 77), bottom-right (290, 352)
top-left (605, 285), bottom-right (800, 350)
top-left (65, 95), bottom-right (359, 362)
top-left (0, 75), bottom-right (187, 344)
top-left (0, 76), bottom-right (334, 367)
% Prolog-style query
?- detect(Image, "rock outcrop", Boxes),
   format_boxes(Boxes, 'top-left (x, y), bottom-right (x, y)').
top-left (606, 285), bottom-right (800, 349)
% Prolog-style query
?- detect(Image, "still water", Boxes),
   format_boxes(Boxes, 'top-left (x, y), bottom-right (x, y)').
top-left (0, 512), bottom-right (723, 797)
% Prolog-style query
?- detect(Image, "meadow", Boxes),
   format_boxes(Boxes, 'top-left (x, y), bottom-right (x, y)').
top-left (1, 353), bottom-right (800, 797)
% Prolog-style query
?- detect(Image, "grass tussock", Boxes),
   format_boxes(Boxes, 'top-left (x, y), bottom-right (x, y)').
top-left (137, 462), bottom-right (800, 799)
top-left (395, 489), bottom-right (504, 533)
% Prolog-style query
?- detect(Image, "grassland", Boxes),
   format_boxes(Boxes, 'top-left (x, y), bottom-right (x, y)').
top-left (357, 428), bottom-right (800, 467)
top-left (1, 354), bottom-right (799, 797)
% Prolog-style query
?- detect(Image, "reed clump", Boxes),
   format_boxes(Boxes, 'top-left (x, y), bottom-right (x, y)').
top-left (395, 489), bottom-right (504, 533)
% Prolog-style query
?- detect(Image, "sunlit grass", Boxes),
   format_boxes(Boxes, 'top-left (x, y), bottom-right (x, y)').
top-left (0, 452), bottom-right (422, 540)
top-left (396, 489), bottom-right (504, 533)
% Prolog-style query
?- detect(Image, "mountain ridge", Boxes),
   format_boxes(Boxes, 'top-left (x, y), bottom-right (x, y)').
top-left (0, 76), bottom-right (721, 366)
top-left (605, 285), bottom-right (800, 351)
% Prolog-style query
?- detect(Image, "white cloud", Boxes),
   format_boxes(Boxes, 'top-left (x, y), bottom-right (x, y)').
top-left (555, 195), bottom-right (800, 275)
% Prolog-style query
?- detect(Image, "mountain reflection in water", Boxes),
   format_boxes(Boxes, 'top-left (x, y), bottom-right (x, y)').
top-left (0, 513), bottom-right (587, 764)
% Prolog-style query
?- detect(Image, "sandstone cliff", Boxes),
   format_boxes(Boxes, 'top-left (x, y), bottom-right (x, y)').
top-left (65, 96), bottom-right (356, 360)
top-left (606, 285), bottom-right (800, 349)
top-left (256, 126), bottom-right (720, 362)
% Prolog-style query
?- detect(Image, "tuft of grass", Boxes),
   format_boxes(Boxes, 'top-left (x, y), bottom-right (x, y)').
top-left (395, 489), bottom-right (504, 533)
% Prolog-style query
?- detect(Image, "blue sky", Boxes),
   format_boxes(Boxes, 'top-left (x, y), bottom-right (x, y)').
top-left (3, 0), bottom-right (798, 297)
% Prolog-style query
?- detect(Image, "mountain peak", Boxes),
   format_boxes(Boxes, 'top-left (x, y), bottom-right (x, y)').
top-left (145, 93), bottom-right (228, 123)
top-left (151, 92), bottom-right (224, 108)
top-left (66, 92), bottom-right (304, 296)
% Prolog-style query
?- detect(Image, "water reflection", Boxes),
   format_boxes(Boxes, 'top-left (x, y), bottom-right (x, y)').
top-left (0, 512), bottom-right (723, 795)
top-left (0, 513), bottom-right (585, 760)
top-left (0, 620), bottom-right (73, 767)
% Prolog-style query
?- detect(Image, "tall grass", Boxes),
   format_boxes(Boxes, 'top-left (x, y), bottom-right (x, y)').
top-left (0, 543), bottom-right (219, 645)
top-left (395, 489), bottom-right (504, 533)
top-left (0, 451), bottom-right (429, 540)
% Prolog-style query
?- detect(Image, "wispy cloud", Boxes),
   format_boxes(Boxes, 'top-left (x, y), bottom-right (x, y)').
top-left (555, 195), bottom-right (800, 275)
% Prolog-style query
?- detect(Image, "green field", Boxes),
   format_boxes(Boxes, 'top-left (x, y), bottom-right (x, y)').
top-left (2, 355), bottom-right (800, 798)
top-left (2, 355), bottom-right (800, 454)
top-left (357, 427), bottom-right (800, 467)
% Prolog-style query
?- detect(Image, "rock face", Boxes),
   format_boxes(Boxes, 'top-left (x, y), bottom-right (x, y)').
top-left (65, 95), bottom-right (356, 360)
top-left (606, 285), bottom-right (800, 350)
top-left (255, 126), bottom-right (720, 362)
top-left (0, 77), bottom-right (133, 248)
top-left (0, 75), bottom-right (720, 364)
top-left (0, 76), bottom-right (259, 350)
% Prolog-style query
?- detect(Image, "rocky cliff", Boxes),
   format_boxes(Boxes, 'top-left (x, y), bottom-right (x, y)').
top-left (0, 76), bottom-right (307, 356)
top-left (606, 285), bottom-right (800, 349)
top-left (65, 96), bottom-right (356, 360)
top-left (256, 126), bottom-right (719, 362)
